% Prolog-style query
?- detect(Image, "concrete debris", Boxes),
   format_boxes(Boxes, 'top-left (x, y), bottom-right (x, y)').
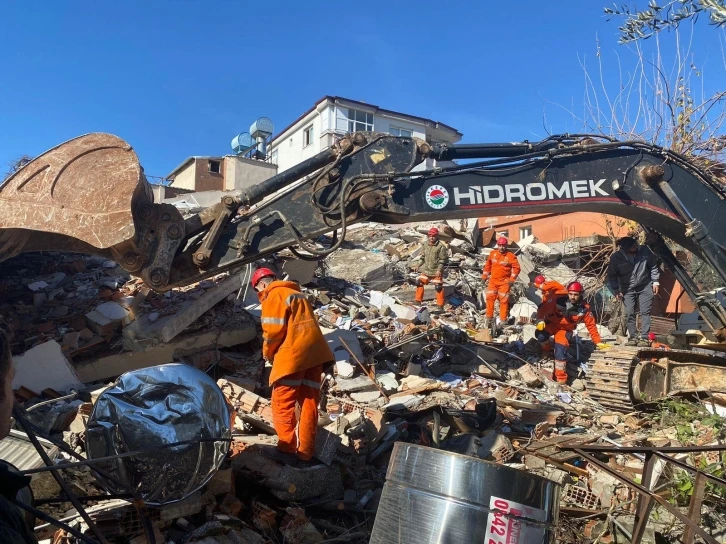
top-left (325, 248), bottom-right (396, 291)
top-left (12, 340), bottom-right (82, 393)
top-left (3, 225), bottom-right (721, 544)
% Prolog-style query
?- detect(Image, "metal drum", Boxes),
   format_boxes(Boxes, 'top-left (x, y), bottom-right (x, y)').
top-left (370, 443), bottom-right (560, 543)
top-left (86, 364), bottom-right (232, 505)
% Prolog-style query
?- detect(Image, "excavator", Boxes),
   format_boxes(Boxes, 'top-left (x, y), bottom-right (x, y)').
top-left (3, 131), bottom-right (726, 412)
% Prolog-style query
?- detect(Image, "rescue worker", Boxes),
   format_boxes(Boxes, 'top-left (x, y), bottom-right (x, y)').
top-left (252, 268), bottom-right (334, 463)
top-left (532, 275), bottom-right (568, 349)
top-left (533, 275), bottom-right (568, 322)
top-left (414, 227), bottom-right (447, 309)
top-left (607, 236), bottom-right (660, 347)
top-left (538, 281), bottom-right (606, 384)
top-left (481, 237), bottom-right (520, 326)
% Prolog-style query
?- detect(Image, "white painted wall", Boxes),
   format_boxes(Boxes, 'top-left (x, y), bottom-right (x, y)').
top-left (224, 156), bottom-right (278, 191)
top-left (270, 101), bottom-right (459, 173)
top-left (172, 163), bottom-right (197, 190)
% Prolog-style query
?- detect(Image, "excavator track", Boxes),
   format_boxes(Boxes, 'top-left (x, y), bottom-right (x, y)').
top-left (586, 346), bottom-right (726, 412)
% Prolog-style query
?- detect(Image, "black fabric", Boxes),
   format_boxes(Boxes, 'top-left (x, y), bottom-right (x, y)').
top-left (0, 462), bottom-right (37, 544)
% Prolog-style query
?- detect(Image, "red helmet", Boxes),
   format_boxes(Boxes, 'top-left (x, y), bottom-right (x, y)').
top-left (534, 275), bottom-right (545, 287)
top-left (567, 281), bottom-right (584, 293)
top-left (428, 227), bottom-right (439, 236)
top-left (648, 332), bottom-right (656, 341)
top-left (497, 237), bottom-right (508, 246)
top-left (251, 267), bottom-right (276, 288)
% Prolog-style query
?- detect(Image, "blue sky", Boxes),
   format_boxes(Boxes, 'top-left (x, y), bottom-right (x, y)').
top-left (1, 1), bottom-right (725, 179)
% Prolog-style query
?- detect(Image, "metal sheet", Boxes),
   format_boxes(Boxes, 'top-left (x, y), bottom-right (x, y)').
top-left (85, 364), bottom-right (232, 505)
top-left (370, 443), bottom-right (560, 544)
top-left (0, 430), bottom-right (59, 470)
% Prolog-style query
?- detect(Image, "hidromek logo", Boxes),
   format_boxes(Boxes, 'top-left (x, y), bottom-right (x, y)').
top-left (452, 179), bottom-right (609, 206)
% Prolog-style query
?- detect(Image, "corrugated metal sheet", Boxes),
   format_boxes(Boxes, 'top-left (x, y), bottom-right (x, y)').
top-left (637, 315), bottom-right (676, 335)
top-left (0, 430), bottom-right (58, 470)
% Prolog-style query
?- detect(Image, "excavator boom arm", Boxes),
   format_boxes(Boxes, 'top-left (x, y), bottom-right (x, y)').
top-left (4, 132), bottom-right (726, 334)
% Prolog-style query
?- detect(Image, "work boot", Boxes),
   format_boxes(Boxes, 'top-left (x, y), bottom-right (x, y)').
top-left (553, 360), bottom-right (568, 384)
top-left (625, 338), bottom-right (638, 347)
top-left (637, 338), bottom-right (650, 347)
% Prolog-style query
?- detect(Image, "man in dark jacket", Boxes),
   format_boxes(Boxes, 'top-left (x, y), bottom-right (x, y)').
top-left (0, 319), bottom-right (37, 543)
top-left (607, 237), bottom-right (660, 347)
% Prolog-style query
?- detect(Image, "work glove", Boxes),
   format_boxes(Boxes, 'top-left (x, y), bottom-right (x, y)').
top-left (535, 321), bottom-right (546, 331)
top-left (596, 343), bottom-right (612, 350)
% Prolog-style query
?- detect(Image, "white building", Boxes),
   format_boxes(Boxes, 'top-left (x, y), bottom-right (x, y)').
top-left (268, 96), bottom-right (462, 173)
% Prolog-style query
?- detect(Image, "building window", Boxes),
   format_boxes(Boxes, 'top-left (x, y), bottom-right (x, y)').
top-left (519, 226), bottom-right (533, 238)
top-left (389, 126), bottom-right (412, 137)
top-left (303, 125), bottom-right (314, 148)
top-left (208, 160), bottom-right (220, 174)
top-left (269, 150), bottom-right (278, 165)
top-left (289, 138), bottom-right (293, 147)
top-left (348, 108), bottom-right (374, 132)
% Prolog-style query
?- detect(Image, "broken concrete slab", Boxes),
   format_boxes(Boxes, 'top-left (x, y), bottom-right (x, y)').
top-left (350, 390), bottom-right (381, 402)
top-left (336, 374), bottom-right (377, 393)
top-left (75, 326), bottom-right (256, 383)
top-left (516, 363), bottom-right (543, 387)
top-left (86, 303), bottom-right (129, 336)
top-left (334, 354), bottom-right (354, 379)
top-left (280, 257), bottom-right (319, 285)
top-left (231, 445), bottom-right (343, 501)
top-left (368, 290), bottom-right (397, 310)
top-left (390, 303), bottom-right (417, 323)
top-left (320, 328), bottom-right (365, 372)
top-left (95, 301), bottom-right (128, 321)
top-left (381, 394), bottom-right (424, 412)
top-left (324, 249), bottom-right (395, 291)
top-left (123, 274), bottom-right (243, 348)
top-left (12, 340), bottom-right (83, 393)
top-left (510, 299), bottom-right (537, 321)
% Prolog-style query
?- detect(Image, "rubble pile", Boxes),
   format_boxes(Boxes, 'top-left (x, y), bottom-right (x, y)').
top-left (3, 223), bottom-right (726, 543)
top-left (1, 252), bottom-right (256, 389)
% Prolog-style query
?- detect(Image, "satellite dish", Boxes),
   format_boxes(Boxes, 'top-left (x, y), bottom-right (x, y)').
top-left (231, 132), bottom-right (255, 155)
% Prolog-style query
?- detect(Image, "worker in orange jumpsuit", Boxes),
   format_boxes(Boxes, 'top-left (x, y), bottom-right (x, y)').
top-left (537, 281), bottom-right (607, 383)
top-left (532, 275), bottom-right (568, 350)
top-left (481, 236), bottom-right (520, 326)
top-left (533, 275), bottom-right (569, 322)
top-left (252, 267), bottom-right (334, 463)
top-left (414, 227), bottom-right (448, 309)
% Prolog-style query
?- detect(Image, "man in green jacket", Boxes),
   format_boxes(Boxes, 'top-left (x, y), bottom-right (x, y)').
top-left (414, 227), bottom-right (448, 309)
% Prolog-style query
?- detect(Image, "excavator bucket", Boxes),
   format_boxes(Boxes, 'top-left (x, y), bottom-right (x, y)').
top-left (0, 133), bottom-right (148, 261)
